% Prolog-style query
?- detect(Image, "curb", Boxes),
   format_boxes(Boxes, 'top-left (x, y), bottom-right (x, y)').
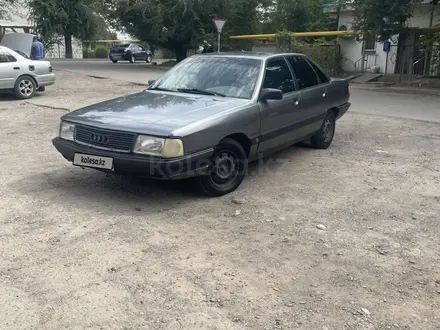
top-left (350, 84), bottom-right (440, 96)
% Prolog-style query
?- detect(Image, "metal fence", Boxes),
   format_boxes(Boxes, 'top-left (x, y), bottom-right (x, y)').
top-left (394, 44), bottom-right (440, 81)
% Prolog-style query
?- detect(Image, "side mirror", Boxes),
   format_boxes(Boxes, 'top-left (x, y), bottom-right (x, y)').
top-left (148, 79), bottom-right (156, 86)
top-left (260, 88), bottom-right (283, 101)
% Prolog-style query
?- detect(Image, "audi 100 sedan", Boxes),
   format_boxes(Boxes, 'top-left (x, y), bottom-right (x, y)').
top-left (53, 52), bottom-right (350, 196)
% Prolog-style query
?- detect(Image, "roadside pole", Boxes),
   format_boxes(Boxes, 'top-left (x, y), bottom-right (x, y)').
top-left (384, 40), bottom-right (390, 85)
top-left (213, 18), bottom-right (227, 53)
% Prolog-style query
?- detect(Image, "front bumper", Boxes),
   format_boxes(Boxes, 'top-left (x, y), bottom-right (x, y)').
top-left (336, 102), bottom-right (350, 119)
top-left (52, 137), bottom-right (214, 180)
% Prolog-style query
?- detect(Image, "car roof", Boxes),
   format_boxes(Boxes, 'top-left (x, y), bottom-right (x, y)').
top-left (195, 51), bottom-right (306, 60)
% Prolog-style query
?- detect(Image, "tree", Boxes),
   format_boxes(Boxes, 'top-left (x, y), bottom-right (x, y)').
top-left (352, 0), bottom-right (415, 41)
top-left (257, 0), bottom-right (334, 34)
top-left (27, 0), bottom-right (102, 58)
top-left (0, 0), bottom-right (14, 20)
top-left (105, 0), bottom-right (264, 62)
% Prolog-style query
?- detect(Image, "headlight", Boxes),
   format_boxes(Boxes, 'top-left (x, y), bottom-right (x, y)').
top-left (133, 135), bottom-right (184, 158)
top-left (59, 121), bottom-right (75, 141)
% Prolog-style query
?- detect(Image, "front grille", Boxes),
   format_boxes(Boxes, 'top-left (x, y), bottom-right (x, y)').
top-left (74, 124), bottom-right (136, 152)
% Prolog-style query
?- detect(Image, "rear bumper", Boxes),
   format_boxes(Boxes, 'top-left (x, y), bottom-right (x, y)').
top-left (35, 73), bottom-right (56, 87)
top-left (336, 102), bottom-right (350, 119)
top-left (52, 137), bottom-right (214, 180)
top-left (109, 54), bottom-right (130, 61)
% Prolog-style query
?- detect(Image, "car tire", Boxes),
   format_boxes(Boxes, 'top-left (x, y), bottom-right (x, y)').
top-left (130, 54), bottom-right (136, 63)
top-left (197, 138), bottom-right (247, 197)
top-left (13, 76), bottom-right (36, 100)
top-left (310, 111), bottom-right (336, 149)
top-left (146, 55), bottom-right (153, 63)
top-left (112, 60), bottom-right (118, 63)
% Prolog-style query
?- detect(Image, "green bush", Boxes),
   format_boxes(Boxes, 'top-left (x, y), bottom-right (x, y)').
top-left (83, 49), bottom-right (95, 58)
top-left (94, 46), bottom-right (109, 59)
top-left (153, 48), bottom-right (174, 59)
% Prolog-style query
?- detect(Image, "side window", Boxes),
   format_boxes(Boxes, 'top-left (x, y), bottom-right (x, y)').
top-left (0, 50), bottom-right (9, 63)
top-left (138, 45), bottom-right (145, 51)
top-left (287, 56), bottom-right (319, 90)
top-left (263, 58), bottom-right (295, 94)
top-left (307, 59), bottom-right (329, 83)
top-left (4, 51), bottom-right (17, 62)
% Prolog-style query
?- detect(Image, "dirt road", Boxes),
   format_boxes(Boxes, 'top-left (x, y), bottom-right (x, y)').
top-left (1, 72), bottom-right (439, 330)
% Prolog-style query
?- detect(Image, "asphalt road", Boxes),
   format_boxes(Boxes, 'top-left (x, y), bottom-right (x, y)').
top-left (51, 59), bottom-right (440, 123)
top-left (50, 58), bottom-right (167, 84)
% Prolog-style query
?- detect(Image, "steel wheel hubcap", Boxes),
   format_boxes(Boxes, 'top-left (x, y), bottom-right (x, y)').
top-left (211, 152), bottom-right (238, 185)
top-left (322, 118), bottom-right (334, 143)
top-left (19, 80), bottom-right (33, 96)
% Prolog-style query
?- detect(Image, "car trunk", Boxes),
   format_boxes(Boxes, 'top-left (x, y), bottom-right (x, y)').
top-left (0, 33), bottom-right (34, 58)
top-left (110, 45), bottom-right (129, 54)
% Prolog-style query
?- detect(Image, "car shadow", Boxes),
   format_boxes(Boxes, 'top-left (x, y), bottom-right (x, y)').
top-left (15, 143), bottom-right (315, 213)
top-left (0, 91), bottom-right (46, 102)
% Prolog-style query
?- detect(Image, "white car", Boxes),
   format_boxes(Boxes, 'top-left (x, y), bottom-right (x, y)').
top-left (0, 36), bottom-right (55, 99)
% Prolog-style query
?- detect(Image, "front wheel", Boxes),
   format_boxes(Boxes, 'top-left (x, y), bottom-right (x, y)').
top-left (310, 111), bottom-right (336, 149)
top-left (197, 138), bottom-right (247, 197)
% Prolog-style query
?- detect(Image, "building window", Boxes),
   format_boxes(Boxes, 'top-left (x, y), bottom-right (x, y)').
top-left (364, 34), bottom-right (376, 51)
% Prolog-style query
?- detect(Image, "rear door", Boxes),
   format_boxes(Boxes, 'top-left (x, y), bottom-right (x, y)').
top-left (286, 56), bottom-right (328, 136)
top-left (0, 49), bottom-right (22, 89)
top-left (258, 57), bottom-right (302, 153)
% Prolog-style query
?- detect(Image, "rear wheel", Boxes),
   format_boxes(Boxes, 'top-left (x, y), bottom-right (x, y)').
top-left (198, 138), bottom-right (247, 197)
top-left (112, 60), bottom-right (118, 63)
top-left (310, 111), bottom-right (336, 149)
top-left (13, 76), bottom-right (36, 100)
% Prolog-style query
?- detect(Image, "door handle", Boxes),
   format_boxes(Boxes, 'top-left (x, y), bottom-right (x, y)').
top-left (13, 67), bottom-right (20, 70)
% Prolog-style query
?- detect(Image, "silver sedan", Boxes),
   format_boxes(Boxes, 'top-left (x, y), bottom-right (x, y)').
top-left (0, 45), bottom-right (56, 99)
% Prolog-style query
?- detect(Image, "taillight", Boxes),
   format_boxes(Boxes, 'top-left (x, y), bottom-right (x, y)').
top-left (348, 85), bottom-right (350, 97)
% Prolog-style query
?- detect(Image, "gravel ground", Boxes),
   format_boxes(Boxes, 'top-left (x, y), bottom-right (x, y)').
top-left (1, 71), bottom-right (439, 330)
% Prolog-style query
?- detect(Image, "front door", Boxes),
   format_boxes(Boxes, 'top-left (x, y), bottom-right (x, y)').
top-left (0, 49), bottom-right (21, 89)
top-left (258, 57), bottom-right (302, 154)
top-left (137, 45), bottom-right (148, 60)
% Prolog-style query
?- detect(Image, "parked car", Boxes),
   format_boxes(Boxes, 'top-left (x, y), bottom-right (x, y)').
top-left (53, 52), bottom-right (350, 196)
top-left (109, 43), bottom-right (153, 64)
top-left (0, 45), bottom-right (55, 99)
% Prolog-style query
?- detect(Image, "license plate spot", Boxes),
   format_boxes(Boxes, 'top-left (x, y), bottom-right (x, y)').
top-left (73, 153), bottom-right (114, 170)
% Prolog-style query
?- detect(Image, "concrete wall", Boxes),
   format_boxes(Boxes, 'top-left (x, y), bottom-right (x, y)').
top-left (1, 4), bottom-right (83, 59)
top-left (337, 4), bottom-right (439, 74)
top-left (408, 4), bottom-right (440, 28)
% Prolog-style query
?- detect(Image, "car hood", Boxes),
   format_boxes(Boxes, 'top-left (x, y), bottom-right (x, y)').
top-left (62, 90), bottom-right (250, 136)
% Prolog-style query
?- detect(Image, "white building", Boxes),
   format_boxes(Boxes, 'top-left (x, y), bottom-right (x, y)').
top-left (0, 3), bottom-right (83, 59)
top-left (327, 0), bottom-right (440, 76)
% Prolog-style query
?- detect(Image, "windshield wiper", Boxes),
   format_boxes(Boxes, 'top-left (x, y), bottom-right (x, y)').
top-left (148, 87), bottom-right (177, 92)
top-left (177, 88), bottom-right (226, 97)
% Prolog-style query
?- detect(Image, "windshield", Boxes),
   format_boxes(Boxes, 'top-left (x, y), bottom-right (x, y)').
top-left (150, 56), bottom-right (262, 99)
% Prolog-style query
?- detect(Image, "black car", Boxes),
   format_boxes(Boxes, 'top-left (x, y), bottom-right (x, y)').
top-left (109, 43), bottom-right (153, 64)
